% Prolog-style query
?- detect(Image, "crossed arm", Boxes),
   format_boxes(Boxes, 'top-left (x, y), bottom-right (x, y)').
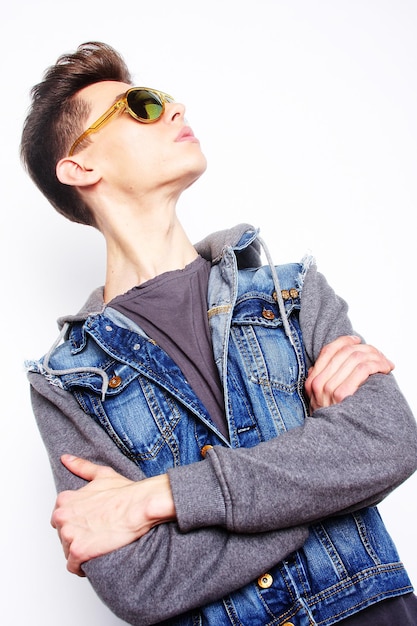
top-left (51, 335), bottom-right (396, 576)
top-left (31, 265), bottom-right (417, 624)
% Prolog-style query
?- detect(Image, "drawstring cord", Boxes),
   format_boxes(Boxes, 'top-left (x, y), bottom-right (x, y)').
top-left (257, 236), bottom-right (295, 347)
top-left (42, 322), bottom-right (110, 400)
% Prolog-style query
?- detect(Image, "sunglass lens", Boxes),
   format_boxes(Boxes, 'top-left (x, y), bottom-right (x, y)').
top-left (127, 90), bottom-right (163, 121)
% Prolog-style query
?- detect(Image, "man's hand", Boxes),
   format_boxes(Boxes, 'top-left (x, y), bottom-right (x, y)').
top-left (305, 335), bottom-right (394, 412)
top-left (51, 455), bottom-right (176, 576)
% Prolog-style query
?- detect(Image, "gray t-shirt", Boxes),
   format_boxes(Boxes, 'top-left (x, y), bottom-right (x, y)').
top-left (110, 255), bottom-right (228, 438)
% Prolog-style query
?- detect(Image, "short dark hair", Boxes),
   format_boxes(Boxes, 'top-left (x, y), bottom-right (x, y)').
top-left (20, 42), bottom-right (132, 226)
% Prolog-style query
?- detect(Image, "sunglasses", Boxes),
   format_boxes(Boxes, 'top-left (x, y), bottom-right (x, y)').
top-left (68, 87), bottom-right (174, 156)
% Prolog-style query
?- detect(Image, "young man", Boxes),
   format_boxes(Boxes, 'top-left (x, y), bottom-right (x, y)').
top-left (22, 42), bottom-right (417, 625)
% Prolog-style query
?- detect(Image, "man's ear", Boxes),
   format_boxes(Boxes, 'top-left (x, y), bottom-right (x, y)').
top-left (56, 156), bottom-right (101, 188)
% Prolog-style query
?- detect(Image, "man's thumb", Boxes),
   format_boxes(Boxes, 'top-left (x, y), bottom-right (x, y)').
top-left (60, 454), bottom-right (104, 481)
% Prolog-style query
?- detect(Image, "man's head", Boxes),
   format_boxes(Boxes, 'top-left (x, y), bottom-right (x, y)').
top-left (20, 42), bottom-right (132, 226)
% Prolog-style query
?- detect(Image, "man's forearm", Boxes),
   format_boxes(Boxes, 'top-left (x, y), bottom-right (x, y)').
top-left (30, 376), bottom-right (309, 624)
top-left (169, 373), bottom-right (417, 534)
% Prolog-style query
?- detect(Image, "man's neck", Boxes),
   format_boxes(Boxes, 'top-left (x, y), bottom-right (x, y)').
top-left (102, 214), bottom-right (197, 302)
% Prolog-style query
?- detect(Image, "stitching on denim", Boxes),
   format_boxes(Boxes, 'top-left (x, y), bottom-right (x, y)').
top-left (225, 369), bottom-right (261, 446)
top-left (312, 585), bottom-right (413, 625)
top-left (353, 511), bottom-right (381, 565)
top-left (308, 564), bottom-right (410, 604)
top-left (274, 599), bottom-right (314, 626)
top-left (191, 612), bottom-right (203, 626)
top-left (74, 390), bottom-right (138, 463)
top-left (274, 582), bottom-right (412, 625)
top-left (230, 324), bottom-right (299, 393)
top-left (253, 582), bottom-right (282, 624)
top-left (311, 523), bottom-right (349, 580)
top-left (293, 557), bottom-right (310, 600)
top-left (222, 596), bottom-right (243, 626)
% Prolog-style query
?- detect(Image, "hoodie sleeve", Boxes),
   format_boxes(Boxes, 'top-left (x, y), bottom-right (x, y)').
top-left (168, 264), bottom-right (417, 533)
top-left (28, 373), bottom-right (308, 626)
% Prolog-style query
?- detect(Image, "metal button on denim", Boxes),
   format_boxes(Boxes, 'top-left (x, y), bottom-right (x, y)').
top-left (108, 375), bottom-right (122, 388)
top-left (201, 445), bottom-right (213, 458)
top-left (257, 573), bottom-right (273, 588)
top-left (262, 309), bottom-right (275, 320)
top-left (282, 622), bottom-right (295, 626)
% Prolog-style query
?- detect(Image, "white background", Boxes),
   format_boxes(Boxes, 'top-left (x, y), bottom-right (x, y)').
top-left (2, 1), bottom-right (417, 624)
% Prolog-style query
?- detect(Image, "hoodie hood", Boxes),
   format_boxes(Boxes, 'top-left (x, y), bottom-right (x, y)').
top-left (195, 223), bottom-right (261, 267)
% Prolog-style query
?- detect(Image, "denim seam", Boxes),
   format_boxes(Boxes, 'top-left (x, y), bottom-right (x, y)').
top-left (353, 511), bottom-right (381, 565)
top-left (307, 564), bottom-right (410, 605)
top-left (312, 584), bottom-right (414, 626)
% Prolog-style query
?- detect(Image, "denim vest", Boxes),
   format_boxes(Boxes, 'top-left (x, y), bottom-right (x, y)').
top-left (43, 231), bottom-right (412, 625)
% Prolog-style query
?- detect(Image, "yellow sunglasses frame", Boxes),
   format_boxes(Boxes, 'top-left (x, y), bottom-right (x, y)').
top-left (68, 87), bottom-right (174, 156)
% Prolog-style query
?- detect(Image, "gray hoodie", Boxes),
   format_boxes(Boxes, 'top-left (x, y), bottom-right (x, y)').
top-left (28, 225), bottom-right (417, 624)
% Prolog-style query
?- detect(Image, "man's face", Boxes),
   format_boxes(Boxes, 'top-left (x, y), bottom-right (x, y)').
top-left (72, 80), bottom-right (207, 200)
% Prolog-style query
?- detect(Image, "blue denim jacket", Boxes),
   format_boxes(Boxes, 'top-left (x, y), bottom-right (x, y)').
top-left (41, 229), bottom-right (412, 625)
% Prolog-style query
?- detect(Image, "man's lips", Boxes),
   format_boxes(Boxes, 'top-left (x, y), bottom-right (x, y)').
top-left (175, 126), bottom-right (199, 142)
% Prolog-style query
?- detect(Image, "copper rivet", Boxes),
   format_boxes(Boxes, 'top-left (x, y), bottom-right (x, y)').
top-left (108, 375), bottom-right (122, 388)
top-left (262, 309), bottom-right (275, 320)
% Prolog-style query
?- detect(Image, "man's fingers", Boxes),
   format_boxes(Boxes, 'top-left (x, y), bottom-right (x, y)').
top-left (308, 348), bottom-right (395, 411)
top-left (310, 335), bottom-right (362, 378)
top-left (66, 542), bottom-right (88, 577)
top-left (52, 510), bottom-right (89, 577)
top-left (306, 335), bottom-right (395, 413)
top-left (305, 336), bottom-right (361, 396)
top-left (307, 340), bottom-right (394, 392)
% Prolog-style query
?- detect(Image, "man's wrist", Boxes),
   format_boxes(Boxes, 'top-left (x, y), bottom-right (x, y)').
top-left (143, 473), bottom-right (177, 526)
